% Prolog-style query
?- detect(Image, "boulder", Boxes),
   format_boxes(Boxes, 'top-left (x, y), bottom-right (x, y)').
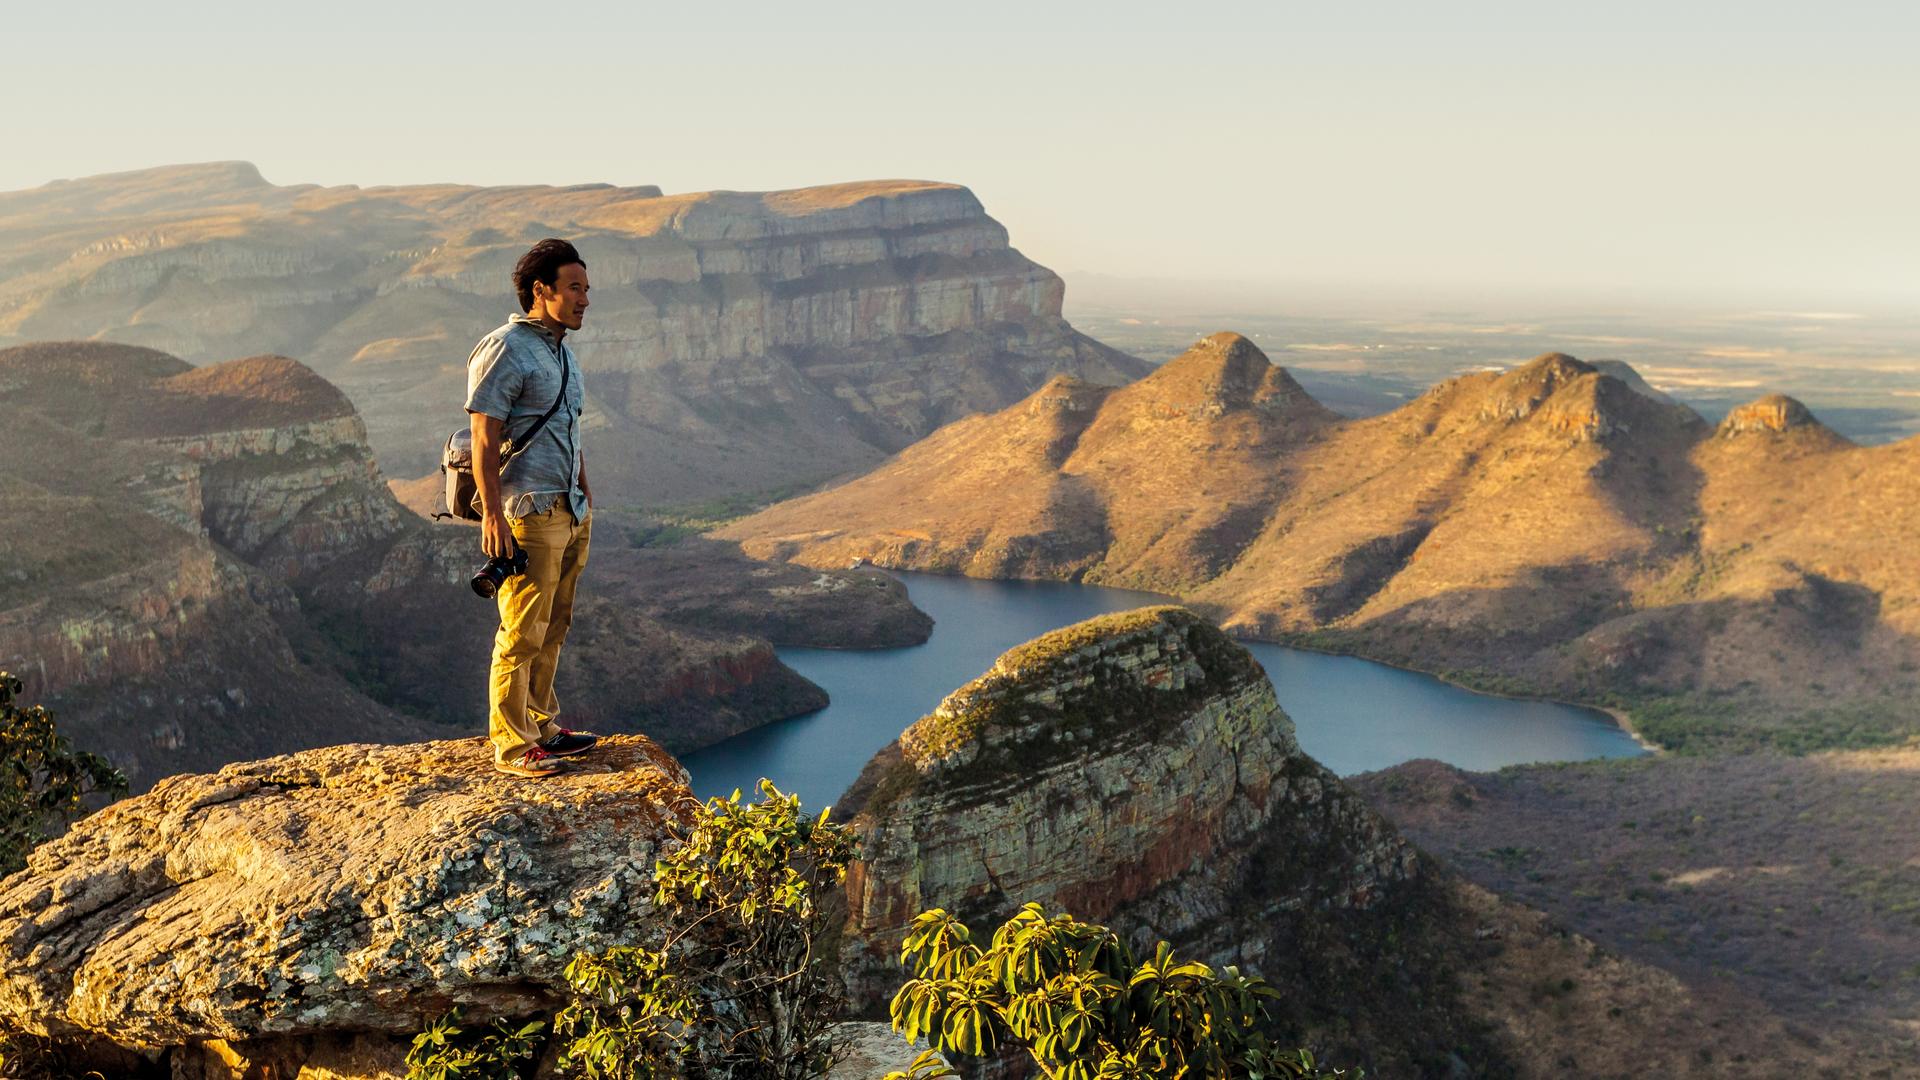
top-left (0, 735), bottom-right (693, 1073)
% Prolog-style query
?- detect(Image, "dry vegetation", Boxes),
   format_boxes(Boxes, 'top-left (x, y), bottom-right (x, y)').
top-left (1355, 751), bottom-right (1920, 1069)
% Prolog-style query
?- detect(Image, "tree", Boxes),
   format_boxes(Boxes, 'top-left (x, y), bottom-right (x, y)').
top-left (885, 904), bottom-right (1359, 1080)
top-left (553, 780), bottom-right (857, 1079)
top-left (0, 672), bottom-right (125, 876)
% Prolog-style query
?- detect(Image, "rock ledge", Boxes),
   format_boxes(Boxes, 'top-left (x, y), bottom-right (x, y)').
top-left (0, 735), bottom-right (693, 1052)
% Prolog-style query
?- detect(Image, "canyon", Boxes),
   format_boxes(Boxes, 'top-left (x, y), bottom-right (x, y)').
top-left (0, 340), bottom-right (925, 789)
top-left (0, 609), bottom-right (1884, 1077)
top-left (0, 162), bottom-right (1147, 504)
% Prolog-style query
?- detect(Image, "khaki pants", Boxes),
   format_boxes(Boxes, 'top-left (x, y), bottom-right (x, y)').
top-left (489, 504), bottom-right (591, 762)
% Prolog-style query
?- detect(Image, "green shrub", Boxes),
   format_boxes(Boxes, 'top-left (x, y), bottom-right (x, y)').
top-left (885, 903), bottom-right (1359, 1079)
top-left (554, 780), bottom-right (856, 1079)
top-left (0, 672), bottom-right (125, 876)
top-left (405, 1008), bottom-right (545, 1080)
top-left (406, 781), bottom-right (856, 1080)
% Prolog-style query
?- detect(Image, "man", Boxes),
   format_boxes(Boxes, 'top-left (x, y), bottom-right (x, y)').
top-left (465, 238), bottom-right (599, 778)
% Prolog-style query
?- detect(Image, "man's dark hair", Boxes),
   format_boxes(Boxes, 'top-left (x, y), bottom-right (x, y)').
top-left (512, 239), bottom-right (585, 313)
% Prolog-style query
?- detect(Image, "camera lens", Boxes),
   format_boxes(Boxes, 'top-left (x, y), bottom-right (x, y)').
top-left (471, 548), bottom-right (524, 599)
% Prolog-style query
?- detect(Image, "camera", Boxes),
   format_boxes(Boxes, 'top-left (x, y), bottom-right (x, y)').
top-left (471, 546), bottom-right (529, 598)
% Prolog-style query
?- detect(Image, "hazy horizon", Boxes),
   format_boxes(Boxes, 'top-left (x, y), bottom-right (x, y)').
top-left (10, 1), bottom-right (1919, 308)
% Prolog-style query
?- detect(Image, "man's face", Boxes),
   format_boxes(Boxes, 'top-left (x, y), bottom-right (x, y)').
top-left (537, 262), bottom-right (591, 330)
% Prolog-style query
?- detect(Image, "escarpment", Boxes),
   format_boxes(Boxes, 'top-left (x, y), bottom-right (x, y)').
top-left (0, 163), bottom-right (1148, 500)
top-left (724, 338), bottom-right (1920, 748)
top-left (0, 342), bottom-right (923, 788)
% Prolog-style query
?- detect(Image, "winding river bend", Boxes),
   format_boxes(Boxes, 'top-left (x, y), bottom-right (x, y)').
top-left (682, 572), bottom-right (1645, 806)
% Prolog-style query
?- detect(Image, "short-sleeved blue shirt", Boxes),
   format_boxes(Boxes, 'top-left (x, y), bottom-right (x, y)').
top-left (464, 314), bottom-right (589, 521)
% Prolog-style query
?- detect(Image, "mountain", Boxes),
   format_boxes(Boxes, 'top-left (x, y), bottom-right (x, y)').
top-left (0, 341), bottom-right (927, 788)
top-left (0, 162), bottom-right (1148, 504)
top-left (720, 333), bottom-right (1920, 750)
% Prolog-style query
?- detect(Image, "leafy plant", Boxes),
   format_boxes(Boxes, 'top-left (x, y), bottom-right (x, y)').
top-left (553, 780), bottom-right (857, 1079)
top-left (405, 1008), bottom-right (545, 1080)
top-left (886, 904), bottom-right (1359, 1079)
top-left (0, 672), bottom-right (125, 876)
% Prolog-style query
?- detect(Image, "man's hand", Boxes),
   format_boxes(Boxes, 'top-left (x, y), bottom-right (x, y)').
top-left (482, 511), bottom-right (515, 560)
top-left (469, 411), bottom-right (513, 556)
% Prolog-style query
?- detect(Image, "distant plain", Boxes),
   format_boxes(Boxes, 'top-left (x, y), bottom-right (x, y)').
top-left (1069, 297), bottom-right (1920, 445)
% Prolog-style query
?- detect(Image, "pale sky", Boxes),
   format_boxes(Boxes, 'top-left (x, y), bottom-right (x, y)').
top-left (9, 1), bottom-right (1918, 307)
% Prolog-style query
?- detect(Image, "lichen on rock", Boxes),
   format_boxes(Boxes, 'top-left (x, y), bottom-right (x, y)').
top-left (0, 735), bottom-right (693, 1069)
top-left (898, 605), bottom-right (1266, 772)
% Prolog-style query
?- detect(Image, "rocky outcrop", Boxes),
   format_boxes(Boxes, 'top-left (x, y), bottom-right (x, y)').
top-left (1710, 392), bottom-right (1851, 454)
top-left (1476, 352), bottom-right (1595, 424)
top-left (0, 163), bottom-right (1148, 500)
top-left (0, 736), bottom-right (692, 1073)
top-left (838, 607), bottom-right (1462, 1069)
top-left (830, 607), bottom-right (1860, 1075)
top-left (1717, 393), bottom-right (1816, 436)
top-left (0, 725), bottom-right (945, 1079)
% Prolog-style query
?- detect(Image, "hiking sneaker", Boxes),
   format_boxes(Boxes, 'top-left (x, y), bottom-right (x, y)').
top-left (538, 727), bottom-right (598, 757)
top-left (495, 747), bottom-right (565, 778)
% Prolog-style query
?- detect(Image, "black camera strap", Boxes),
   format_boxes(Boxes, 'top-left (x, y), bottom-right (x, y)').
top-left (500, 336), bottom-right (570, 467)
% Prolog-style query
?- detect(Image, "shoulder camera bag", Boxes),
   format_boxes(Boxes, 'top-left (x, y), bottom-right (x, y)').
top-left (437, 339), bottom-right (570, 522)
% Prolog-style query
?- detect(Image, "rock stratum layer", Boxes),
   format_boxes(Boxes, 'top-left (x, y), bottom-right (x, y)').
top-left (839, 609), bottom-right (1420, 1022)
top-left (0, 162), bottom-right (1147, 501)
top-left (722, 333), bottom-right (1920, 751)
top-left (0, 341), bottom-right (925, 789)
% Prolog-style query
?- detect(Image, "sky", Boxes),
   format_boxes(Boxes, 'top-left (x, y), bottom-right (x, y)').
top-left (8, 1), bottom-right (1919, 308)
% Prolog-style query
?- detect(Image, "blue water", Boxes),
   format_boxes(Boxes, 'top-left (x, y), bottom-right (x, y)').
top-left (680, 572), bottom-right (1645, 807)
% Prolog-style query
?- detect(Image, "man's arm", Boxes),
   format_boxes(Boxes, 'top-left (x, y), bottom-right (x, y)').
top-left (579, 450), bottom-right (592, 510)
top-left (469, 411), bottom-right (514, 559)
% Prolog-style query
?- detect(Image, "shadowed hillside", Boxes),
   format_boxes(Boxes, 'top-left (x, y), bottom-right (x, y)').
top-left (1355, 749), bottom-right (1920, 1068)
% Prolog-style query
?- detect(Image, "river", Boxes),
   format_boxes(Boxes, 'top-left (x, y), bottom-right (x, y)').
top-left (681, 572), bottom-right (1645, 807)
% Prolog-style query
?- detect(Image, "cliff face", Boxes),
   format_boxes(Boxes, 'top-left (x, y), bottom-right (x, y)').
top-left (0, 163), bottom-right (1147, 501)
top-left (722, 335), bottom-right (1920, 748)
top-left (842, 608), bottom-right (1414, 993)
top-left (0, 342), bottom-right (919, 788)
top-left (839, 608), bottom-right (1470, 1069)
